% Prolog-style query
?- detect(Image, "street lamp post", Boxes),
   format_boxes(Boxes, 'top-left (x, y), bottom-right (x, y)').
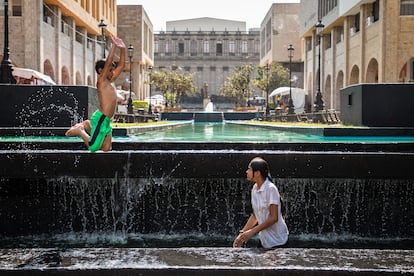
top-left (0, 0), bottom-right (16, 84)
top-left (148, 66), bottom-right (153, 115)
top-left (314, 20), bottom-right (325, 111)
top-left (287, 44), bottom-right (295, 115)
top-left (98, 19), bottom-right (107, 58)
top-left (127, 44), bottom-right (134, 114)
top-left (265, 63), bottom-right (270, 115)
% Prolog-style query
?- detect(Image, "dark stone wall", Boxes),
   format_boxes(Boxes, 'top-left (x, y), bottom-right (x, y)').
top-left (1, 176), bottom-right (413, 238)
top-left (0, 149), bottom-right (413, 238)
top-left (340, 83), bottom-right (414, 127)
top-left (0, 85), bottom-right (98, 127)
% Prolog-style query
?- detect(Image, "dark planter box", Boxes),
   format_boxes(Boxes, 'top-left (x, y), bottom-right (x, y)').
top-left (340, 83), bottom-right (414, 127)
top-left (0, 84), bottom-right (98, 127)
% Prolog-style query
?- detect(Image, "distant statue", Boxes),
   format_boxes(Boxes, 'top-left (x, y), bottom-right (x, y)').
top-left (203, 82), bottom-right (208, 99)
top-left (205, 99), bottom-right (214, 112)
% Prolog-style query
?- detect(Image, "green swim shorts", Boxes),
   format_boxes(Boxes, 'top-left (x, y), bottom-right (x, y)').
top-left (88, 110), bottom-right (112, 152)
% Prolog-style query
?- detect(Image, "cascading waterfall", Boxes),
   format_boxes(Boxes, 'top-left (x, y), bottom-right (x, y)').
top-left (2, 175), bottom-right (412, 247)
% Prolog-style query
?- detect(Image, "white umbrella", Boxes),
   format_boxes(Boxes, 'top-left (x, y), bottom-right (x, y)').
top-left (147, 94), bottom-right (165, 100)
top-left (116, 89), bottom-right (135, 104)
top-left (12, 67), bottom-right (56, 85)
top-left (269, 87), bottom-right (308, 113)
top-left (269, 87), bottom-right (307, 97)
top-left (117, 89), bottom-right (135, 97)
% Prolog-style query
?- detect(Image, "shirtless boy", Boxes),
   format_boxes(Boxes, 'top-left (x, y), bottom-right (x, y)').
top-left (66, 35), bottom-right (126, 152)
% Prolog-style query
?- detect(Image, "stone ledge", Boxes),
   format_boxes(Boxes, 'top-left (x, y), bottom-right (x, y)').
top-left (0, 247), bottom-right (412, 275)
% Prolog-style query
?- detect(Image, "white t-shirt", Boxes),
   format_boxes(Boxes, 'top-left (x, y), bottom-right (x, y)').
top-left (251, 179), bottom-right (289, 248)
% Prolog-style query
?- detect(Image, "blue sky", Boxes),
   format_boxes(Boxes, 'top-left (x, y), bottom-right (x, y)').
top-left (117, 0), bottom-right (300, 31)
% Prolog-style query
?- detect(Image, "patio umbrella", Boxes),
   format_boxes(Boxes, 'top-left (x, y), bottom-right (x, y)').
top-left (12, 67), bottom-right (56, 85)
top-left (269, 87), bottom-right (308, 113)
top-left (117, 89), bottom-right (135, 104)
top-left (145, 94), bottom-right (165, 106)
top-left (269, 87), bottom-right (307, 97)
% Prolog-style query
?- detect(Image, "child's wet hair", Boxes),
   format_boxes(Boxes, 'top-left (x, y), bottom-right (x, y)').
top-left (95, 60), bottom-right (106, 74)
top-left (95, 60), bottom-right (117, 74)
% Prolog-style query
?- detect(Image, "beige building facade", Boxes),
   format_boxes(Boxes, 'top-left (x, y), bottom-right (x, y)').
top-left (116, 5), bottom-right (154, 101)
top-left (0, 0), bottom-right (117, 85)
top-left (260, 3), bottom-right (302, 66)
top-left (154, 18), bottom-right (260, 99)
top-left (260, 3), bottom-right (304, 111)
top-left (300, 0), bottom-right (414, 111)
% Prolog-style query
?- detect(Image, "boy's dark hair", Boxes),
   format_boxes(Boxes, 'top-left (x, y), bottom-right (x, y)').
top-left (95, 60), bottom-right (106, 74)
top-left (250, 157), bottom-right (286, 218)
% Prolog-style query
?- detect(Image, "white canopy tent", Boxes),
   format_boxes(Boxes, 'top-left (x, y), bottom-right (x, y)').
top-left (269, 87), bottom-right (308, 113)
top-left (12, 67), bottom-right (56, 85)
top-left (144, 94), bottom-right (166, 106)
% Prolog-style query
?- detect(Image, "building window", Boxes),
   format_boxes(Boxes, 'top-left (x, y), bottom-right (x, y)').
top-left (61, 19), bottom-right (70, 36)
top-left (306, 37), bottom-right (312, 51)
top-left (216, 42), bottom-right (223, 56)
top-left (197, 66), bottom-right (203, 72)
top-left (178, 42), bottom-right (184, 56)
top-left (154, 41), bottom-right (159, 53)
top-left (350, 13), bottom-right (360, 35)
top-left (166, 41), bottom-right (171, 55)
top-left (190, 40), bottom-right (197, 56)
top-left (229, 40), bottom-right (235, 56)
top-left (373, 0), bottom-right (380, 21)
top-left (203, 40), bottom-right (209, 54)
top-left (254, 40), bottom-right (260, 55)
top-left (241, 41), bottom-right (248, 55)
top-left (401, 0), bottom-right (414, 15)
top-left (319, 0), bottom-right (338, 18)
top-left (323, 33), bottom-right (331, 49)
top-left (335, 26), bottom-right (344, 44)
top-left (43, 4), bottom-right (54, 26)
top-left (12, 0), bottom-right (22, 16)
top-left (75, 26), bottom-right (83, 43)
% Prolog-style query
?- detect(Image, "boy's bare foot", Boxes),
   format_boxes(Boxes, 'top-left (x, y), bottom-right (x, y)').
top-left (65, 123), bottom-right (84, 136)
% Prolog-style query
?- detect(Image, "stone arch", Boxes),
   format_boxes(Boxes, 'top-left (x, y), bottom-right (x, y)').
top-left (61, 66), bottom-right (71, 85)
top-left (410, 57), bottom-right (414, 82)
top-left (350, 65), bottom-right (359, 85)
top-left (43, 60), bottom-right (55, 83)
top-left (366, 58), bottom-right (378, 83)
top-left (87, 75), bottom-right (92, 86)
top-left (75, 71), bottom-right (82, 85)
top-left (399, 57), bottom-right (414, 82)
top-left (324, 75), bottom-right (332, 110)
top-left (335, 71), bottom-right (344, 111)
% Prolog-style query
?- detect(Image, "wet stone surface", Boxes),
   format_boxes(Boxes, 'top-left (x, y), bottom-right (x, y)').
top-left (0, 247), bottom-right (413, 274)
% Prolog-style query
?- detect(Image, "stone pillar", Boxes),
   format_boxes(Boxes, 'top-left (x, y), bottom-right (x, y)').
top-left (69, 17), bottom-right (76, 85)
top-left (55, 6), bottom-right (62, 84)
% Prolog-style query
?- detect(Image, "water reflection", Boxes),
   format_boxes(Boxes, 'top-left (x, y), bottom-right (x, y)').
top-left (130, 123), bottom-right (414, 143)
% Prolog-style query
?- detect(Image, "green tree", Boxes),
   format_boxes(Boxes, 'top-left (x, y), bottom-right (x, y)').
top-left (252, 62), bottom-right (290, 97)
top-left (150, 67), bottom-right (196, 107)
top-left (219, 64), bottom-right (254, 106)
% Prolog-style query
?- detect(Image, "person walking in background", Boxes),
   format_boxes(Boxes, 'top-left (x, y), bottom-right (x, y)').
top-left (233, 157), bottom-right (288, 249)
top-left (65, 35), bottom-right (125, 152)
